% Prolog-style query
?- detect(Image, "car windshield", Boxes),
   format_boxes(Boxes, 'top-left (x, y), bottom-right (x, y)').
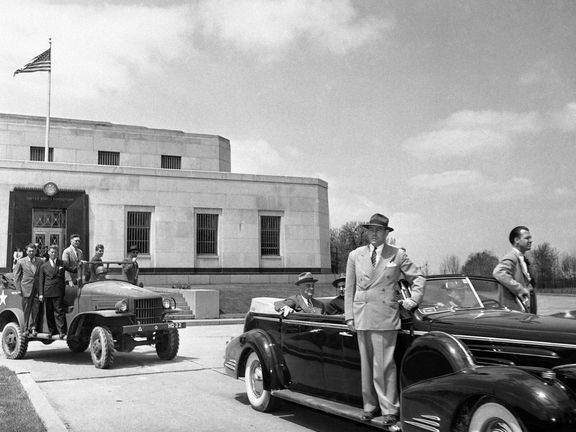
top-left (418, 278), bottom-right (483, 314)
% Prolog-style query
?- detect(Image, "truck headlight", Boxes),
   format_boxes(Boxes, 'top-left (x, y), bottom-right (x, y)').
top-left (162, 297), bottom-right (176, 310)
top-left (115, 299), bottom-right (129, 313)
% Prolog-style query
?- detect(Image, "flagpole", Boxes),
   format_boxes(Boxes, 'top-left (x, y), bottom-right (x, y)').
top-left (44, 38), bottom-right (52, 162)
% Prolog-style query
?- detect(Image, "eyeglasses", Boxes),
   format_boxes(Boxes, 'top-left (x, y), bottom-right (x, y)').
top-left (337, 284), bottom-right (345, 288)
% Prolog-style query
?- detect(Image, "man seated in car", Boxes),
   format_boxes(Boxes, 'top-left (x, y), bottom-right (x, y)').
top-left (274, 272), bottom-right (326, 317)
top-left (437, 281), bottom-right (466, 308)
top-left (326, 273), bottom-right (345, 315)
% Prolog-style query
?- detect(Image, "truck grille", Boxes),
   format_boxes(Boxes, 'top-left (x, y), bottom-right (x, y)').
top-left (134, 298), bottom-right (163, 324)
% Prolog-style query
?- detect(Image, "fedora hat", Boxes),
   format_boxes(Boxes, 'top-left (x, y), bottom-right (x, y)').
top-left (332, 273), bottom-right (346, 287)
top-left (128, 244), bottom-right (140, 253)
top-left (361, 213), bottom-right (394, 232)
top-left (295, 271), bottom-right (318, 286)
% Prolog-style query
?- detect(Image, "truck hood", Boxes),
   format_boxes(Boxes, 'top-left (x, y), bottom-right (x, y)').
top-left (82, 280), bottom-right (162, 299)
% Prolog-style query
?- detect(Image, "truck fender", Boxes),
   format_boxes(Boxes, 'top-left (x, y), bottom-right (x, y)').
top-left (0, 308), bottom-right (26, 331)
top-left (400, 330), bottom-right (476, 388)
top-left (236, 328), bottom-right (288, 390)
top-left (68, 311), bottom-right (133, 336)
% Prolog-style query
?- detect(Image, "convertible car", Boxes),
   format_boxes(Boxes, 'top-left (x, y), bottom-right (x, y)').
top-left (224, 275), bottom-right (576, 431)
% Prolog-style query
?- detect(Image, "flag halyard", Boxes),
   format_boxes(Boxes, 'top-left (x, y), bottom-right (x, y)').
top-left (14, 48), bottom-right (51, 76)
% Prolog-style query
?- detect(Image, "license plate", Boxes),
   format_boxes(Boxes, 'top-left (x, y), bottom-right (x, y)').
top-left (122, 321), bottom-right (186, 334)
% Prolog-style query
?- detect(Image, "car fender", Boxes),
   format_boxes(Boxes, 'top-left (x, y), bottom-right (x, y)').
top-left (0, 308), bottom-right (26, 331)
top-left (229, 328), bottom-right (288, 390)
top-left (68, 310), bottom-right (134, 336)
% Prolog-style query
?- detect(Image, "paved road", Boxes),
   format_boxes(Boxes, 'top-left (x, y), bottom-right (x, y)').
top-left (1, 324), bottom-right (375, 432)
top-left (2, 294), bottom-right (576, 432)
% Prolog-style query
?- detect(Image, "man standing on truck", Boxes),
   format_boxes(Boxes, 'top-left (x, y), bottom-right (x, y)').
top-left (14, 243), bottom-right (44, 336)
top-left (62, 234), bottom-right (84, 287)
top-left (122, 244), bottom-right (140, 285)
top-left (39, 245), bottom-right (70, 339)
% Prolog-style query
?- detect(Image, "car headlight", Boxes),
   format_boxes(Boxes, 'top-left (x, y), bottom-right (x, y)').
top-left (162, 297), bottom-right (176, 310)
top-left (115, 299), bottom-right (129, 313)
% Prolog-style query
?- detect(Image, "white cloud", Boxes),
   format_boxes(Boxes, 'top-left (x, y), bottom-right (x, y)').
top-left (1, 1), bottom-right (192, 100)
top-left (196, 0), bottom-right (391, 60)
top-left (550, 102), bottom-right (576, 132)
top-left (409, 170), bottom-right (535, 203)
top-left (518, 60), bottom-right (562, 88)
top-left (404, 109), bottom-right (547, 160)
top-left (231, 138), bottom-right (303, 175)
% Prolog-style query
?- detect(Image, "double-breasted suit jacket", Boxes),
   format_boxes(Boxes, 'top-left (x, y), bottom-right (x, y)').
top-left (14, 256), bottom-right (43, 298)
top-left (493, 249), bottom-right (533, 297)
top-left (274, 294), bottom-right (326, 314)
top-left (39, 259), bottom-right (68, 298)
top-left (344, 244), bottom-right (425, 330)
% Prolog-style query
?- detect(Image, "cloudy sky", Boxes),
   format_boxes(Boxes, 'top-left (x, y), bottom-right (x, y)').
top-left (1, 0), bottom-right (575, 271)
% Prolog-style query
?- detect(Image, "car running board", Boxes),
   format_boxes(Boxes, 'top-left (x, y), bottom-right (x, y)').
top-left (28, 333), bottom-right (66, 340)
top-left (271, 389), bottom-right (401, 431)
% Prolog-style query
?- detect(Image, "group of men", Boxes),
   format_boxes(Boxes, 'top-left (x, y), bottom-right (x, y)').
top-left (275, 212), bottom-right (535, 427)
top-left (13, 235), bottom-right (142, 339)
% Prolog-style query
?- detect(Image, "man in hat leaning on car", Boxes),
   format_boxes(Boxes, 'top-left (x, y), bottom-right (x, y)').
top-left (326, 273), bottom-right (346, 315)
top-left (345, 213), bottom-right (425, 426)
top-left (122, 244), bottom-right (140, 285)
top-left (274, 272), bottom-right (326, 316)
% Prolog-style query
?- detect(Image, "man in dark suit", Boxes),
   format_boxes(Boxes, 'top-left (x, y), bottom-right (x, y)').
top-left (345, 213), bottom-right (425, 426)
top-left (86, 244), bottom-right (104, 282)
top-left (122, 244), bottom-right (140, 285)
top-left (493, 226), bottom-right (535, 311)
top-left (14, 243), bottom-right (44, 336)
top-left (274, 272), bottom-right (326, 316)
top-left (39, 245), bottom-right (70, 338)
top-left (326, 273), bottom-right (346, 315)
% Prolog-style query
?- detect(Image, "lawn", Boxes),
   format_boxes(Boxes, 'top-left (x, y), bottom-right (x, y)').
top-left (0, 366), bottom-right (46, 432)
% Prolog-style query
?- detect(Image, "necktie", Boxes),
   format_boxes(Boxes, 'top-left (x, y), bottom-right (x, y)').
top-left (371, 248), bottom-right (377, 267)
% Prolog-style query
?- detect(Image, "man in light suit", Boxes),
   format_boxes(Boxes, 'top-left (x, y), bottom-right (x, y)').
top-left (62, 234), bottom-right (83, 287)
top-left (345, 213), bottom-right (425, 426)
top-left (14, 243), bottom-right (44, 336)
top-left (274, 272), bottom-right (326, 316)
top-left (493, 226), bottom-right (535, 311)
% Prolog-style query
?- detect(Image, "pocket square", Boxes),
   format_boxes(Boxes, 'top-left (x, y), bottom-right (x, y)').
top-left (386, 262), bottom-right (398, 268)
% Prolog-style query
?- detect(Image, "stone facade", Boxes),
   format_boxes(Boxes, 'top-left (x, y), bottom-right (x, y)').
top-left (0, 113), bottom-right (331, 283)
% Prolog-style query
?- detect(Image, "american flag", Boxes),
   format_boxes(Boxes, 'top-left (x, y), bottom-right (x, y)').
top-left (14, 48), bottom-right (51, 76)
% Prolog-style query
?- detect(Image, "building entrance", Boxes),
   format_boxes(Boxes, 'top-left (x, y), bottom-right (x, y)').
top-left (32, 209), bottom-right (66, 253)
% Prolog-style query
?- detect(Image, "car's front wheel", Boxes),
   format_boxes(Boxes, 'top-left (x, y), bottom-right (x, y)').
top-left (155, 328), bottom-right (179, 360)
top-left (468, 401), bottom-right (524, 432)
top-left (90, 326), bottom-right (115, 369)
top-left (1, 322), bottom-right (28, 359)
top-left (245, 351), bottom-right (276, 412)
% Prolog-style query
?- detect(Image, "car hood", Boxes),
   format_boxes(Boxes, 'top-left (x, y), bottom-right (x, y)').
top-left (425, 309), bottom-right (576, 345)
top-left (82, 281), bottom-right (162, 299)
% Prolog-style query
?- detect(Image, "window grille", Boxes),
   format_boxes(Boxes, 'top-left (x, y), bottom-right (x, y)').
top-left (30, 146), bottom-right (53, 162)
top-left (261, 216), bottom-right (281, 256)
top-left (196, 213), bottom-right (218, 255)
top-left (161, 155), bottom-right (181, 169)
top-left (98, 151), bottom-right (120, 166)
top-left (33, 210), bottom-right (64, 228)
top-left (127, 211), bottom-right (150, 254)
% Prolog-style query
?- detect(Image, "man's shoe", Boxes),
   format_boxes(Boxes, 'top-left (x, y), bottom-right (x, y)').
top-left (59, 333), bottom-right (66, 340)
top-left (361, 408), bottom-right (380, 421)
top-left (31, 329), bottom-right (38, 337)
top-left (382, 414), bottom-right (399, 426)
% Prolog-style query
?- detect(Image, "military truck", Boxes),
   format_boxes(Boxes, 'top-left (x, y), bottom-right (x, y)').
top-left (0, 261), bottom-right (185, 368)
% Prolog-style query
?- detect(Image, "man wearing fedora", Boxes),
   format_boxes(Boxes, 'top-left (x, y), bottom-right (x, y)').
top-left (274, 272), bottom-right (326, 316)
top-left (122, 244), bottom-right (140, 285)
top-left (345, 213), bottom-right (425, 426)
top-left (326, 273), bottom-right (346, 315)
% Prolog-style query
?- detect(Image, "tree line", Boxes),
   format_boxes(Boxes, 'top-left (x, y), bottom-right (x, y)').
top-left (331, 222), bottom-right (576, 290)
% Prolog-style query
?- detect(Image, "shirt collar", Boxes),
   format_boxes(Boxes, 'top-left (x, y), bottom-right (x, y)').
top-left (512, 247), bottom-right (524, 257)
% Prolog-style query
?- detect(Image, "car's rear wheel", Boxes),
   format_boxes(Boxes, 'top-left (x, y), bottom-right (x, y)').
top-left (90, 326), bottom-right (114, 369)
top-left (155, 328), bottom-right (179, 360)
top-left (1, 322), bottom-right (28, 359)
top-left (468, 401), bottom-right (524, 432)
top-left (67, 336), bottom-right (90, 353)
top-left (245, 351), bottom-right (276, 412)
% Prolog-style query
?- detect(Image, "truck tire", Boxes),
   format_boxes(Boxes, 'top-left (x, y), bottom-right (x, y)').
top-left (90, 326), bottom-right (115, 369)
top-left (245, 351), bottom-right (277, 412)
top-left (155, 328), bottom-right (179, 360)
top-left (67, 336), bottom-right (90, 353)
top-left (468, 401), bottom-right (524, 432)
top-left (1, 322), bottom-right (28, 359)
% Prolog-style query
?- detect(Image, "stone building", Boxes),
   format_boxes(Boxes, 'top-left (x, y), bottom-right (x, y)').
top-left (0, 113), bottom-right (331, 285)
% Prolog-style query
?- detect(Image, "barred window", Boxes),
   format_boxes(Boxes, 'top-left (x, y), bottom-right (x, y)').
top-left (261, 216), bottom-right (281, 256)
top-left (196, 214), bottom-right (218, 255)
top-left (30, 146), bottom-right (53, 162)
top-left (161, 155), bottom-right (181, 169)
top-left (127, 211), bottom-right (150, 254)
top-left (98, 151), bottom-right (120, 166)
